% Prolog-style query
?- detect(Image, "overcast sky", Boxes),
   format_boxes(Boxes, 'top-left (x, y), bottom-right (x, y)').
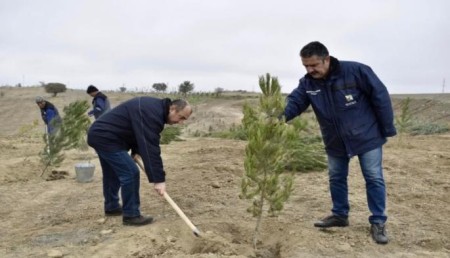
top-left (1, 0), bottom-right (449, 94)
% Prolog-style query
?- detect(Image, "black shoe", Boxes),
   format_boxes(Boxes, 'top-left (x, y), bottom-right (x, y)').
top-left (314, 215), bottom-right (349, 228)
top-left (123, 215), bottom-right (154, 226)
top-left (371, 223), bottom-right (389, 244)
top-left (105, 207), bottom-right (123, 216)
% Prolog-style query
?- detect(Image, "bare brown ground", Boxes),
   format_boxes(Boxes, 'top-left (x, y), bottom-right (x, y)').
top-left (0, 87), bottom-right (449, 257)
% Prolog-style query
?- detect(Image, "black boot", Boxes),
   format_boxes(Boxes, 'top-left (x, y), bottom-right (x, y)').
top-left (123, 215), bottom-right (154, 226)
top-left (314, 215), bottom-right (349, 228)
top-left (105, 207), bottom-right (123, 216)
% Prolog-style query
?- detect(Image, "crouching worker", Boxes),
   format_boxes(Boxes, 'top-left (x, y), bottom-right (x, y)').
top-left (87, 97), bottom-right (192, 226)
top-left (35, 96), bottom-right (62, 135)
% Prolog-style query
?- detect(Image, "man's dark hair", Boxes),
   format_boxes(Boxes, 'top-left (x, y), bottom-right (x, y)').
top-left (171, 99), bottom-right (191, 113)
top-left (300, 41), bottom-right (329, 58)
top-left (86, 85), bottom-right (99, 94)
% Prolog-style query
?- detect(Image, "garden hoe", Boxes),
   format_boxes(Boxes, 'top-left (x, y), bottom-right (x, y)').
top-left (135, 158), bottom-right (201, 237)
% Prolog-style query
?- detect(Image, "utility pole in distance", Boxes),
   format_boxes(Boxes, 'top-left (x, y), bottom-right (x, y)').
top-left (442, 78), bottom-right (446, 93)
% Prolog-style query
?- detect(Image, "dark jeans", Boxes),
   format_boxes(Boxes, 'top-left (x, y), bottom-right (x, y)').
top-left (96, 150), bottom-right (141, 217)
top-left (327, 147), bottom-right (387, 224)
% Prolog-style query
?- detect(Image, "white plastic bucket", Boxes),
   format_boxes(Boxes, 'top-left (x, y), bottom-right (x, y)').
top-left (75, 163), bottom-right (95, 183)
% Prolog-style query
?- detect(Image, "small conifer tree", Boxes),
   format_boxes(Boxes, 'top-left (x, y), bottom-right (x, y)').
top-left (40, 100), bottom-right (91, 176)
top-left (60, 100), bottom-right (91, 150)
top-left (241, 73), bottom-right (296, 249)
top-left (40, 125), bottom-right (66, 174)
top-left (395, 97), bottom-right (413, 144)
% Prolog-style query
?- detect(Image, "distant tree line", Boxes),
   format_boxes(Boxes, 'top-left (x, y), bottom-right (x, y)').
top-left (119, 81), bottom-right (196, 98)
top-left (28, 80), bottom-right (224, 99)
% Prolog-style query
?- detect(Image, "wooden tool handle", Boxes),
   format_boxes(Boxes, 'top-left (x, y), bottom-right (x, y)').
top-left (163, 192), bottom-right (200, 236)
top-left (134, 157), bottom-right (200, 237)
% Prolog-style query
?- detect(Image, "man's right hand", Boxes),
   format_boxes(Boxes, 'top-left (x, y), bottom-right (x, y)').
top-left (154, 182), bottom-right (166, 196)
top-left (132, 153), bottom-right (141, 161)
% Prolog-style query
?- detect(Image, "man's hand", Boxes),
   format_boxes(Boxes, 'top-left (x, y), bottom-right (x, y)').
top-left (154, 182), bottom-right (166, 196)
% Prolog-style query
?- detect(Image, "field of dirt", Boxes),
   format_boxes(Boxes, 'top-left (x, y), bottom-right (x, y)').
top-left (0, 87), bottom-right (449, 257)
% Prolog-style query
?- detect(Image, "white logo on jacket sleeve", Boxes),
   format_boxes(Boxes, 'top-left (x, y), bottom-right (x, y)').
top-left (306, 89), bottom-right (321, 95)
top-left (345, 94), bottom-right (354, 102)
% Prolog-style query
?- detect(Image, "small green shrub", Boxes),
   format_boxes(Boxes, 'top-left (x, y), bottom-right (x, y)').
top-left (409, 123), bottom-right (449, 135)
top-left (210, 117), bottom-right (326, 172)
top-left (395, 98), bottom-right (413, 132)
top-left (160, 125), bottom-right (182, 144)
top-left (210, 124), bottom-right (247, 140)
top-left (284, 135), bottom-right (327, 172)
top-left (45, 82), bottom-right (67, 97)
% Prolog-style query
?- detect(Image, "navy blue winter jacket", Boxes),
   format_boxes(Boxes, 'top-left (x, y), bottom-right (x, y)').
top-left (88, 92), bottom-right (111, 119)
top-left (87, 97), bottom-right (170, 183)
top-left (40, 101), bottom-right (61, 134)
top-left (284, 57), bottom-right (397, 157)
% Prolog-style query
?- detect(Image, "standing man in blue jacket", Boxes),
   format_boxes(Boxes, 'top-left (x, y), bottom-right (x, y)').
top-left (86, 85), bottom-right (111, 119)
top-left (87, 97), bottom-right (192, 226)
top-left (284, 41), bottom-right (396, 244)
top-left (35, 96), bottom-right (62, 135)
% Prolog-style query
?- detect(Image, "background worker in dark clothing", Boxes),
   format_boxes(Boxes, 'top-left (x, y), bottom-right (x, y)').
top-left (87, 97), bottom-right (192, 226)
top-left (86, 85), bottom-right (111, 119)
top-left (35, 96), bottom-right (61, 135)
top-left (284, 41), bottom-right (396, 244)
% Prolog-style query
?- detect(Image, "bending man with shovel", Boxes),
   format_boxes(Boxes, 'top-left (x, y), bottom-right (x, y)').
top-left (87, 97), bottom-right (192, 226)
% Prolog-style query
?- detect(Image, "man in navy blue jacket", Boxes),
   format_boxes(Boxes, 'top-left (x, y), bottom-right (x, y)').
top-left (86, 85), bottom-right (111, 119)
top-left (284, 41), bottom-right (396, 244)
top-left (88, 97), bottom-right (192, 226)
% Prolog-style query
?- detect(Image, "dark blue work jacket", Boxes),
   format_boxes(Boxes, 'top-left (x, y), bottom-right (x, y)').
top-left (88, 97), bottom-right (170, 183)
top-left (40, 101), bottom-right (61, 134)
top-left (284, 57), bottom-right (397, 157)
top-left (89, 92), bottom-right (111, 119)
